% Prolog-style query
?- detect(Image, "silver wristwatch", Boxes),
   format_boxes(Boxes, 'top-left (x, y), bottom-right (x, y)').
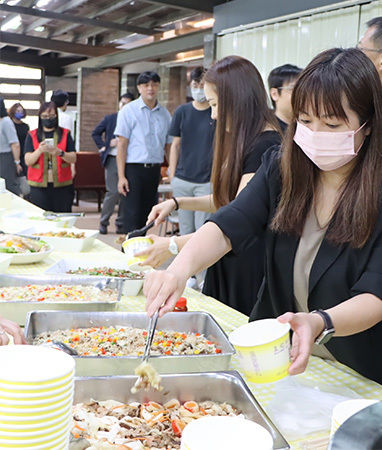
top-left (168, 236), bottom-right (179, 255)
top-left (311, 309), bottom-right (335, 345)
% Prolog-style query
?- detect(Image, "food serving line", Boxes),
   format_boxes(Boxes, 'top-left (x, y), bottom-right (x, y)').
top-left (1, 193), bottom-right (381, 449)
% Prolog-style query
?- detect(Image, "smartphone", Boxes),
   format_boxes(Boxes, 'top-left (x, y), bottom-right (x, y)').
top-left (45, 138), bottom-right (54, 147)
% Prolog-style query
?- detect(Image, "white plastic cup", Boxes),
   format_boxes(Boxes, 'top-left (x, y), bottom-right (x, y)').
top-left (181, 416), bottom-right (273, 450)
top-left (229, 319), bottom-right (291, 383)
top-left (331, 399), bottom-right (379, 437)
top-left (122, 237), bottom-right (153, 272)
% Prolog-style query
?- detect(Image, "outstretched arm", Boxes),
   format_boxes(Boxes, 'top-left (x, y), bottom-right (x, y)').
top-left (144, 222), bottom-right (232, 317)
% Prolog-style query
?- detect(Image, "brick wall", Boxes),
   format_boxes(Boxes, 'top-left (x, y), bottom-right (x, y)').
top-left (77, 68), bottom-right (120, 152)
top-left (157, 66), bottom-right (187, 115)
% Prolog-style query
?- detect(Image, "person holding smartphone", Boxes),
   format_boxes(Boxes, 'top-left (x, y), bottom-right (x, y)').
top-left (24, 101), bottom-right (77, 212)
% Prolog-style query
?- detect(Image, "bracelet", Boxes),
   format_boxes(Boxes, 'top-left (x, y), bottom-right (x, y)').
top-left (171, 196), bottom-right (179, 211)
top-left (14, 160), bottom-right (20, 165)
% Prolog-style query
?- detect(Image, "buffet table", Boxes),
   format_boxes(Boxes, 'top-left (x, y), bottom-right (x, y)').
top-left (2, 194), bottom-right (382, 450)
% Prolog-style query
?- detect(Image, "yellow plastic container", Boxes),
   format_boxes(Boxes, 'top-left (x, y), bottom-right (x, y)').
top-left (122, 237), bottom-right (153, 272)
top-left (229, 319), bottom-right (291, 383)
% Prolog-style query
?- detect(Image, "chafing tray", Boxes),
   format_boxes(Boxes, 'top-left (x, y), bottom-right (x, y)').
top-left (0, 274), bottom-right (122, 326)
top-left (25, 311), bottom-right (235, 376)
top-left (74, 371), bottom-right (289, 450)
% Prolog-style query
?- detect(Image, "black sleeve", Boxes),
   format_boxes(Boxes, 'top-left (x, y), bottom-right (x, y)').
top-left (91, 116), bottom-right (107, 149)
top-left (168, 105), bottom-right (183, 137)
top-left (243, 132), bottom-right (281, 174)
top-left (209, 147), bottom-right (281, 255)
top-left (24, 133), bottom-right (35, 153)
top-left (65, 132), bottom-right (76, 152)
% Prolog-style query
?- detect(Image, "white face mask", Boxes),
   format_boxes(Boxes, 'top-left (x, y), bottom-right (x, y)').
top-left (191, 87), bottom-right (206, 103)
top-left (293, 121), bottom-right (367, 171)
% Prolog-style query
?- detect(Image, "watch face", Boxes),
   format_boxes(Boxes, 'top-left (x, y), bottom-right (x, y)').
top-left (316, 329), bottom-right (335, 345)
top-left (169, 240), bottom-right (178, 255)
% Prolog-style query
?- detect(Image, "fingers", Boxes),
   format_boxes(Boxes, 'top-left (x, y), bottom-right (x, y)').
top-left (277, 312), bottom-right (314, 376)
top-left (144, 271), bottom-right (184, 317)
top-left (0, 326), bottom-right (10, 346)
top-left (0, 319), bottom-right (27, 345)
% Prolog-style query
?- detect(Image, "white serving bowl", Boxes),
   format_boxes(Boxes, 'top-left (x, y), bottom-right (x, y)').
top-left (0, 254), bottom-right (12, 273)
top-left (4, 212), bottom-right (77, 228)
top-left (21, 227), bottom-right (99, 252)
top-left (45, 258), bottom-right (144, 295)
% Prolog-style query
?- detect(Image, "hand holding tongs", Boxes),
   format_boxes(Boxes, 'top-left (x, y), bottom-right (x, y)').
top-left (142, 310), bottom-right (159, 364)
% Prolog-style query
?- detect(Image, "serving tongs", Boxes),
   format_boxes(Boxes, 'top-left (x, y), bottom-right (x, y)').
top-left (142, 310), bottom-right (160, 364)
top-left (126, 220), bottom-right (155, 239)
top-left (43, 211), bottom-right (85, 219)
top-left (131, 310), bottom-right (161, 393)
top-left (0, 230), bottom-right (40, 241)
top-left (43, 340), bottom-right (78, 356)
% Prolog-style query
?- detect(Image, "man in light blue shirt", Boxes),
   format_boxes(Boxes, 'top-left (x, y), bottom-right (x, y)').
top-left (115, 71), bottom-right (172, 233)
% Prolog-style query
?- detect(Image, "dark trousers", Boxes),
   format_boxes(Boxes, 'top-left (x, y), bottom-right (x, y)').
top-left (120, 163), bottom-right (161, 233)
top-left (0, 152), bottom-right (20, 196)
top-left (30, 183), bottom-right (74, 212)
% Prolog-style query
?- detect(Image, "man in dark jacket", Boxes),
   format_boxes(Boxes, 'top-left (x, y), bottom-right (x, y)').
top-left (92, 93), bottom-right (133, 234)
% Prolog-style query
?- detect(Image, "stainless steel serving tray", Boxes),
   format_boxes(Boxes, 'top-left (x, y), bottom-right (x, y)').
top-left (74, 371), bottom-right (289, 450)
top-left (25, 311), bottom-right (235, 376)
top-left (0, 274), bottom-right (122, 326)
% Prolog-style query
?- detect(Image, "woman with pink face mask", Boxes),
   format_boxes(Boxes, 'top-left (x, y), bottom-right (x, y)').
top-left (143, 47), bottom-right (382, 384)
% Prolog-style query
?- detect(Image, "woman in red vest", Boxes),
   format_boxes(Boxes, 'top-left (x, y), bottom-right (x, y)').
top-left (24, 101), bottom-right (77, 212)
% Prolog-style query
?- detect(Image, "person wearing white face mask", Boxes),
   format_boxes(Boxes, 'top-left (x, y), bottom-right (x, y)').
top-left (143, 48), bottom-right (382, 385)
top-left (167, 67), bottom-right (215, 237)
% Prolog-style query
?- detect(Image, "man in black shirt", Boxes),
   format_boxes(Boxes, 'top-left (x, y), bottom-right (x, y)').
top-left (169, 67), bottom-right (215, 236)
top-left (268, 64), bottom-right (302, 133)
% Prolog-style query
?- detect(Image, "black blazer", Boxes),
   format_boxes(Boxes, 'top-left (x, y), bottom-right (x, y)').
top-left (91, 113), bottom-right (118, 167)
top-left (211, 148), bottom-right (382, 384)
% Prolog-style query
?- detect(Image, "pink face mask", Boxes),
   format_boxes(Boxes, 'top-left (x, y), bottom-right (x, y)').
top-left (293, 121), bottom-right (367, 171)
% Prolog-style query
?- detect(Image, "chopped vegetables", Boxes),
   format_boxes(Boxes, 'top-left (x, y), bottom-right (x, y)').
top-left (33, 231), bottom-right (86, 238)
top-left (33, 325), bottom-right (222, 357)
top-left (67, 267), bottom-right (143, 279)
top-left (0, 234), bottom-right (49, 254)
top-left (72, 398), bottom-right (240, 449)
top-left (0, 285), bottom-right (118, 303)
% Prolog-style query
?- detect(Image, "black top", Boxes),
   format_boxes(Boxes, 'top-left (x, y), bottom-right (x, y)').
top-left (14, 121), bottom-right (30, 174)
top-left (169, 102), bottom-right (215, 183)
top-left (25, 129), bottom-right (76, 154)
top-left (277, 116), bottom-right (288, 134)
top-left (210, 147), bottom-right (382, 384)
top-left (202, 130), bottom-right (281, 316)
top-left (91, 113), bottom-right (118, 167)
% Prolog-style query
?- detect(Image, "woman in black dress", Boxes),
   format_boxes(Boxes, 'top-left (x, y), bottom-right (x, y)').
top-left (140, 56), bottom-right (281, 315)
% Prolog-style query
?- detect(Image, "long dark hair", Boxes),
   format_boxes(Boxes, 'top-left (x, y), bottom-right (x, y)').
top-left (204, 55), bottom-right (280, 209)
top-left (36, 101), bottom-right (62, 142)
top-left (271, 48), bottom-right (382, 248)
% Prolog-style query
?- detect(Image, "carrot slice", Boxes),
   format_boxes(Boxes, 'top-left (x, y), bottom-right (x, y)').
top-left (172, 418), bottom-right (186, 437)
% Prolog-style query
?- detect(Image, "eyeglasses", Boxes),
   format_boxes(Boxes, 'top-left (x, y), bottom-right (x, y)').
top-left (357, 45), bottom-right (382, 54)
top-left (40, 115), bottom-right (57, 119)
top-left (278, 85), bottom-right (295, 92)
